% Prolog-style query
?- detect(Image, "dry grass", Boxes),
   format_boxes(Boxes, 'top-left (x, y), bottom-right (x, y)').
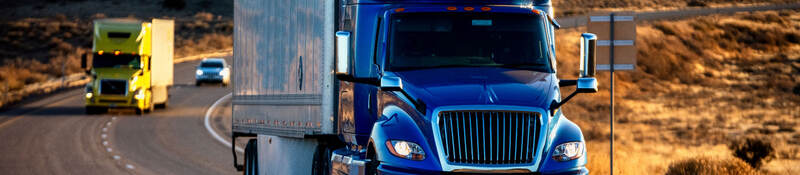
top-left (555, 9), bottom-right (800, 174)
top-left (0, 0), bottom-right (232, 108)
top-left (553, 0), bottom-right (798, 16)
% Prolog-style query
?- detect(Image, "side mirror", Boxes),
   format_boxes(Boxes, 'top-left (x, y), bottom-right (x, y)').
top-left (579, 33), bottom-right (597, 78)
top-left (576, 77), bottom-right (598, 93)
top-left (81, 53), bottom-right (92, 74)
top-left (335, 31), bottom-right (351, 76)
top-left (380, 76), bottom-right (403, 91)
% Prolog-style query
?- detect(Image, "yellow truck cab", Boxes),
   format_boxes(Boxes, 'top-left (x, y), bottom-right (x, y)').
top-left (83, 18), bottom-right (174, 114)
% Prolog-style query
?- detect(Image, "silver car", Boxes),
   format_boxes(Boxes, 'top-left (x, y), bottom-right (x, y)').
top-left (195, 58), bottom-right (230, 86)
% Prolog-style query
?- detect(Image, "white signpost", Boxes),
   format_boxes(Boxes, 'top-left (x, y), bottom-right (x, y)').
top-left (587, 12), bottom-right (636, 175)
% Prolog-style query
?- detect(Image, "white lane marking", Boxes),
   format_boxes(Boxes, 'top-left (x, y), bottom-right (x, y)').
top-left (106, 148), bottom-right (113, 152)
top-left (125, 164), bottom-right (135, 169)
top-left (113, 155), bottom-right (120, 160)
top-left (112, 117), bottom-right (117, 120)
top-left (103, 141), bottom-right (109, 146)
top-left (204, 93), bottom-right (244, 153)
top-left (106, 122), bottom-right (111, 126)
top-left (102, 127), bottom-right (108, 132)
top-left (101, 134), bottom-right (107, 139)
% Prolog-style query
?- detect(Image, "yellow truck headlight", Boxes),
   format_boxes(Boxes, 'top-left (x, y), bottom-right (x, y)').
top-left (86, 93), bottom-right (93, 99)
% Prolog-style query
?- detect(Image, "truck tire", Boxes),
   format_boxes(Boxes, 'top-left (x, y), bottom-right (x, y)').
top-left (364, 145), bottom-right (379, 175)
top-left (311, 145), bottom-right (331, 175)
top-left (243, 139), bottom-right (259, 175)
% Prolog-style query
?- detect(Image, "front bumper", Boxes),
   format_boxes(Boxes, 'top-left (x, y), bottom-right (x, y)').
top-left (377, 164), bottom-right (588, 175)
top-left (196, 74), bottom-right (227, 82)
top-left (86, 94), bottom-right (144, 109)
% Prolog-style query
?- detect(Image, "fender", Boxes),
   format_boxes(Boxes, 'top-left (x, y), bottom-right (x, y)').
top-left (538, 112), bottom-right (589, 174)
top-left (368, 91), bottom-right (441, 173)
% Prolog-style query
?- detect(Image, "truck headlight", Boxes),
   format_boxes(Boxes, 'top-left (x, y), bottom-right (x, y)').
top-left (552, 141), bottom-right (584, 161)
top-left (134, 89), bottom-right (145, 100)
top-left (86, 93), bottom-right (93, 99)
top-left (196, 70), bottom-right (203, 76)
top-left (386, 140), bottom-right (425, 160)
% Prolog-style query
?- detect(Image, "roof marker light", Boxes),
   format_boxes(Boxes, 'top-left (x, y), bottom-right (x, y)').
top-left (394, 8), bottom-right (405, 12)
top-left (481, 7), bottom-right (491, 11)
top-left (447, 7), bottom-right (457, 11)
top-left (532, 9), bottom-right (541, 15)
top-left (98, 51), bottom-right (104, 55)
top-left (464, 7), bottom-right (474, 11)
top-left (114, 51), bottom-right (121, 56)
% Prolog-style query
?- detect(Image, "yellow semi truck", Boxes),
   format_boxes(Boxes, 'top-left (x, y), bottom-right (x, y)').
top-left (82, 18), bottom-right (174, 115)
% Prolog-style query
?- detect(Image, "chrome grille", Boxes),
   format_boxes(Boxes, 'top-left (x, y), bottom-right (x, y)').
top-left (99, 79), bottom-right (127, 95)
top-left (438, 111), bottom-right (540, 165)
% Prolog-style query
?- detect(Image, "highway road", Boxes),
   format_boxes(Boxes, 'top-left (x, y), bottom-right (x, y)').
top-left (0, 56), bottom-right (239, 175)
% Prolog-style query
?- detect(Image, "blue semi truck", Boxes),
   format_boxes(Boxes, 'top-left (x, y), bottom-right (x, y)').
top-left (232, 0), bottom-right (599, 174)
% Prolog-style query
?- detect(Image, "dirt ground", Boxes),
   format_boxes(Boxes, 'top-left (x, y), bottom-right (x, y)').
top-left (553, 0), bottom-right (798, 16)
top-left (554, 9), bottom-right (800, 174)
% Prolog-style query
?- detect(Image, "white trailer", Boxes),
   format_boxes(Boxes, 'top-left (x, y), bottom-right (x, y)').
top-left (232, 0), bottom-right (335, 174)
top-left (150, 19), bottom-right (174, 107)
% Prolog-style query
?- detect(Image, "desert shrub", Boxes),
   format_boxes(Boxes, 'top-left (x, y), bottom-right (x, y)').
top-left (729, 137), bottom-right (775, 169)
top-left (687, 0), bottom-right (707, 7)
top-left (666, 157), bottom-right (757, 175)
top-left (162, 0), bottom-right (186, 10)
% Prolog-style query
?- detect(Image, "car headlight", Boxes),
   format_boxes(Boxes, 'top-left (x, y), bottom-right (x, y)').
top-left (552, 141), bottom-right (584, 161)
top-left (196, 70), bottom-right (203, 76)
top-left (134, 89), bottom-right (145, 100)
top-left (386, 140), bottom-right (425, 160)
top-left (219, 69), bottom-right (229, 76)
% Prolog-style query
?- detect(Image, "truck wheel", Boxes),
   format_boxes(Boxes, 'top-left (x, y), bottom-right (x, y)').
top-left (365, 145), bottom-right (379, 175)
top-left (243, 139), bottom-right (259, 175)
top-left (155, 98), bottom-right (168, 109)
top-left (311, 145), bottom-right (331, 175)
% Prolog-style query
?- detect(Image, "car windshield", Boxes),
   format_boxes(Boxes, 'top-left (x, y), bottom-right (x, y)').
top-left (200, 61), bottom-right (224, 68)
top-left (388, 12), bottom-right (552, 72)
top-left (93, 54), bottom-right (141, 69)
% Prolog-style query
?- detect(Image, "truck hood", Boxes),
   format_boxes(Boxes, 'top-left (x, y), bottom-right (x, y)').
top-left (93, 68), bottom-right (141, 80)
top-left (392, 67), bottom-right (558, 112)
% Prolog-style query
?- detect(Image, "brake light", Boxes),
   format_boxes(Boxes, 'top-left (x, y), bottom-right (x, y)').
top-left (532, 9), bottom-right (541, 15)
top-left (464, 7), bottom-right (474, 11)
top-left (447, 7), bottom-right (457, 11)
top-left (481, 7), bottom-right (491, 11)
top-left (394, 8), bottom-right (405, 12)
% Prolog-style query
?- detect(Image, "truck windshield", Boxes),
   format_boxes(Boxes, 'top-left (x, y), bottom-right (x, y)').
top-left (93, 54), bottom-right (141, 69)
top-left (388, 12), bottom-right (552, 72)
top-left (200, 61), bottom-right (224, 68)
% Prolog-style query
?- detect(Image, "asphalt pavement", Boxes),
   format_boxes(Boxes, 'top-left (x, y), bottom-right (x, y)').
top-left (0, 56), bottom-right (239, 175)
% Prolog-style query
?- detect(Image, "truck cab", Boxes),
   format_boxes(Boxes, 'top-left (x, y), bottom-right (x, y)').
top-left (232, 0), bottom-right (599, 174)
top-left (84, 19), bottom-right (174, 114)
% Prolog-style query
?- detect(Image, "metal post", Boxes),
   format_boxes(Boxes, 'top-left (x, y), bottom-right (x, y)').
top-left (608, 12), bottom-right (615, 175)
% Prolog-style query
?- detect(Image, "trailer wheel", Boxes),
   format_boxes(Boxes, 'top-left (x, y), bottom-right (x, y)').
top-left (311, 145), bottom-right (331, 175)
top-left (243, 139), bottom-right (259, 175)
